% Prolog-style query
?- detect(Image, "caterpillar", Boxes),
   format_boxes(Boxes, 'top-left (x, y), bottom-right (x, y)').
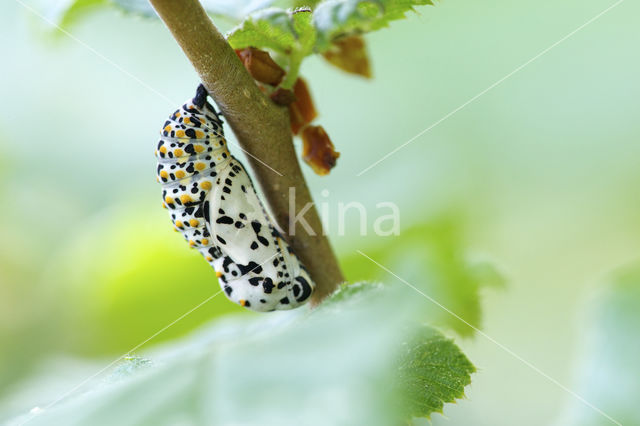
top-left (156, 84), bottom-right (315, 312)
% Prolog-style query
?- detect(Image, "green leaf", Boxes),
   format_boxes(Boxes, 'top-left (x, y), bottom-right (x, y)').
top-left (313, 0), bottom-right (434, 50)
top-left (556, 262), bottom-right (640, 426)
top-left (227, 8), bottom-right (316, 88)
top-left (17, 284), bottom-right (473, 425)
top-left (341, 218), bottom-right (505, 337)
top-left (395, 325), bottom-right (475, 419)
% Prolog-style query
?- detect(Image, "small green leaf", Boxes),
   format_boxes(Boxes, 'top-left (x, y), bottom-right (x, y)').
top-left (226, 1), bottom-right (433, 85)
top-left (313, 0), bottom-right (434, 50)
top-left (395, 325), bottom-right (476, 419)
top-left (228, 9), bottom-right (298, 52)
top-left (341, 219), bottom-right (503, 337)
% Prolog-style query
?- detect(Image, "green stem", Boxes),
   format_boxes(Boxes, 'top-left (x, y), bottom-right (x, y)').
top-left (280, 53), bottom-right (303, 89)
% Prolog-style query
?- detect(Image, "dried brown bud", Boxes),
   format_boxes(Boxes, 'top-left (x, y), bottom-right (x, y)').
top-left (322, 35), bottom-right (371, 78)
top-left (288, 78), bottom-right (317, 135)
top-left (301, 125), bottom-right (340, 176)
top-left (270, 88), bottom-right (296, 106)
top-left (235, 47), bottom-right (285, 86)
top-left (289, 105), bottom-right (305, 135)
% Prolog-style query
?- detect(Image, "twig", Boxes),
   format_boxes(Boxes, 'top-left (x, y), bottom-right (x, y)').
top-left (148, 0), bottom-right (344, 304)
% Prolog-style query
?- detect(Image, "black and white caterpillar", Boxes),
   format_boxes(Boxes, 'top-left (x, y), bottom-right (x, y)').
top-left (155, 84), bottom-right (315, 312)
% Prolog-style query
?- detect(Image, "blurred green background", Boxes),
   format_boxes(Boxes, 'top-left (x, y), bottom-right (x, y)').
top-left (1, 0), bottom-right (639, 424)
